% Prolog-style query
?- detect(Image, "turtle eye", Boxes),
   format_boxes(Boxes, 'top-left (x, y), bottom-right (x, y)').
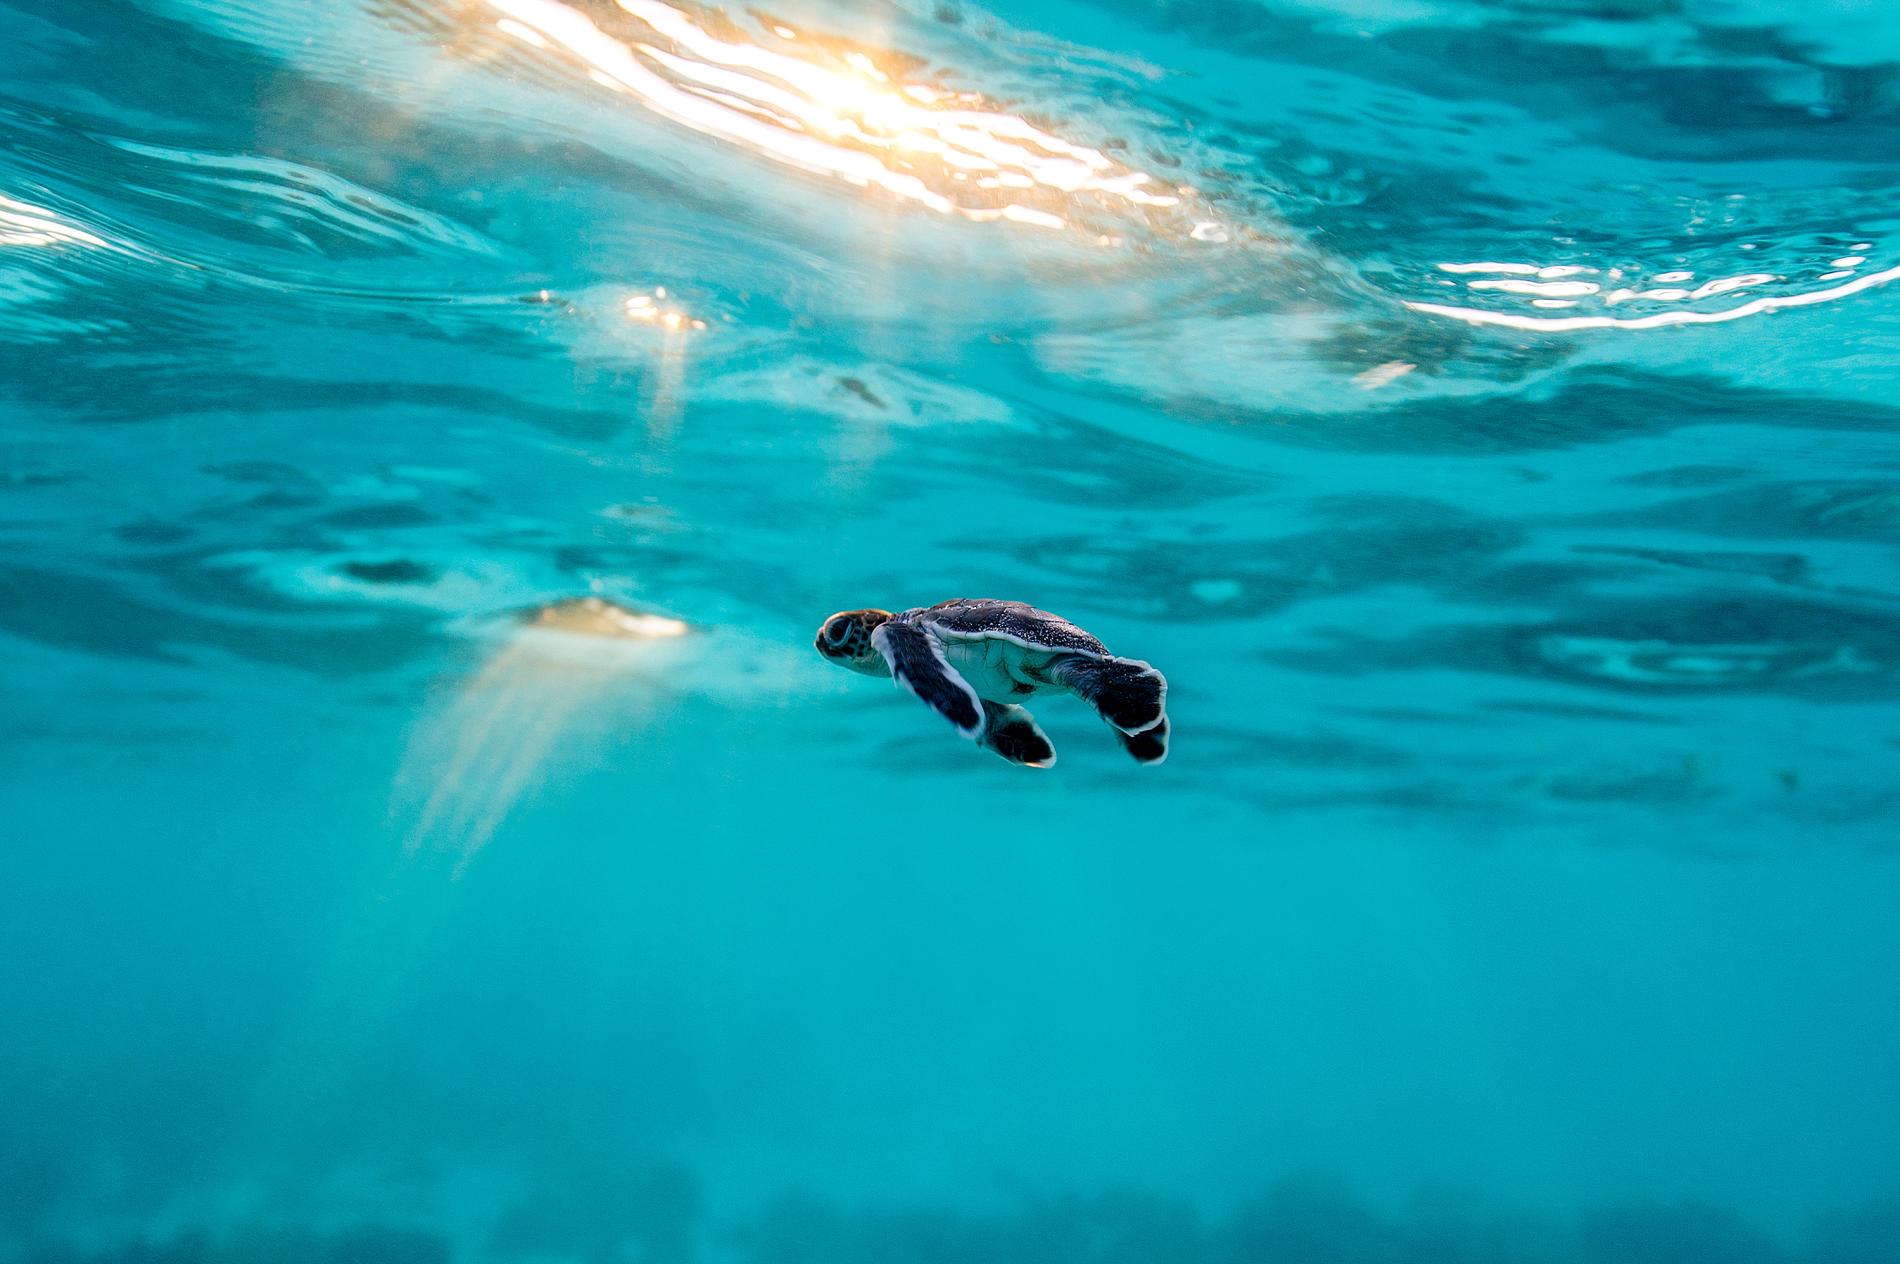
top-left (827, 619), bottom-right (854, 646)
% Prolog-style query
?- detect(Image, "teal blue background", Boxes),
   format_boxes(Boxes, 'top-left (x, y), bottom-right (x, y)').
top-left (2, 1), bottom-right (1899, 1260)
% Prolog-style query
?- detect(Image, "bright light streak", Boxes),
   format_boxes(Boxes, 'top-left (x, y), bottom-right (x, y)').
top-left (0, 194), bottom-right (107, 249)
top-left (396, 598), bottom-right (691, 874)
top-left (485, 0), bottom-right (1184, 232)
top-left (1414, 260), bottom-right (1900, 332)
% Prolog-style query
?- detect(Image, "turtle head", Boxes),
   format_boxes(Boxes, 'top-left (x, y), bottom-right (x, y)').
top-left (815, 608), bottom-right (892, 675)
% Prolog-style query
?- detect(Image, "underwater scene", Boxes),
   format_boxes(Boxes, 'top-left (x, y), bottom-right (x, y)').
top-left (3, 0), bottom-right (1900, 1260)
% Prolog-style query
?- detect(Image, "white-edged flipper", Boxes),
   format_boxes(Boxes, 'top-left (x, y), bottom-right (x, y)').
top-left (980, 701), bottom-right (1056, 767)
top-left (873, 618), bottom-right (983, 738)
top-left (1051, 654), bottom-right (1167, 734)
top-left (1116, 715), bottom-right (1168, 765)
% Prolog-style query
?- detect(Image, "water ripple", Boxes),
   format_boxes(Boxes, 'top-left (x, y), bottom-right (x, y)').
top-left (106, 137), bottom-right (503, 262)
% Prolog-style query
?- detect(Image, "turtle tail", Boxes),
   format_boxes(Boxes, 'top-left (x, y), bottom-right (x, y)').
top-left (1053, 654), bottom-right (1167, 737)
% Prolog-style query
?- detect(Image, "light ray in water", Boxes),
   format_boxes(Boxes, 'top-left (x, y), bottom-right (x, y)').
top-left (395, 598), bottom-right (689, 875)
top-left (620, 288), bottom-right (705, 435)
top-left (481, 0), bottom-right (1187, 234)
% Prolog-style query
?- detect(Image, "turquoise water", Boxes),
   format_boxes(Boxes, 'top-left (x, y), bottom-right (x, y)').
top-left (4, 0), bottom-right (1900, 1260)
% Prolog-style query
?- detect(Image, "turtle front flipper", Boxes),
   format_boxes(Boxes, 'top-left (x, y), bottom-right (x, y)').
top-left (980, 701), bottom-right (1056, 767)
top-left (872, 618), bottom-right (984, 738)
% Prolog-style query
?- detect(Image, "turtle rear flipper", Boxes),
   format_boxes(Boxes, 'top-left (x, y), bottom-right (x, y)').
top-left (980, 701), bottom-right (1056, 767)
top-left (1116, 715), bottom-right (1168, 766)
top-left (1053, 655), bottom-right (1167, 735)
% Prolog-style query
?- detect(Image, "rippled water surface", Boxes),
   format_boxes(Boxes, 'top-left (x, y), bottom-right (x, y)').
top-left (4, 0), bottom-right (1900, 1260)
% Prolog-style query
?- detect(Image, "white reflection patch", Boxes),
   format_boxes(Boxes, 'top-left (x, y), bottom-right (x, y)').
top-left (1414, 257), bottom-right (1900, 332)
top-left (0, 194), bottom-right (108, 249)
top-left (483, 0), bottom-right (1184, 233)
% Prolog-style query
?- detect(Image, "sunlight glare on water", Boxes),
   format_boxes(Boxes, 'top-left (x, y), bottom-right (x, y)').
top-left (487, 0), bottom-right (1192, 234)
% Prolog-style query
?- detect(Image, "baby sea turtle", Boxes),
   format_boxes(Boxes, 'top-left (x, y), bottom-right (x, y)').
top-left (815, 598), bottom-right (1168, 767)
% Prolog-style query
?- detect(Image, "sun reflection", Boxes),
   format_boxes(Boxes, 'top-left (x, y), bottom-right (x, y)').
top-left (494, 15), bottom-right (550, 48)
top-left (1412, 252), bottom-right (1900, 332)
top-left (526, 594), bottom-right (689, 639)
top-left (0, 194), bottom-right (107, 249)
top-left (394, 596), bottom-right (690, 875)
top-left (623, 287), bottom-right (706, 330)
top-left (616, 287), bottom-right (704, 436)
top-left (482, 0), bottom-right (1189, 234)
